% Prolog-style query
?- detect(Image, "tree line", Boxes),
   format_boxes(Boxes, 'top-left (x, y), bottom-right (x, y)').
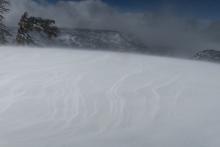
top-left (0, 0), bottom-right (59, 45)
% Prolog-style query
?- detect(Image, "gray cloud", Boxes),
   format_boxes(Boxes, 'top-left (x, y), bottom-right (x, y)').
top-left (5, 0), bottom-right (220, 56)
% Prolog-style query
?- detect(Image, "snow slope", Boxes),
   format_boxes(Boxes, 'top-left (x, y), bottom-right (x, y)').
top-left (0, 46), bottom-right (219, 147)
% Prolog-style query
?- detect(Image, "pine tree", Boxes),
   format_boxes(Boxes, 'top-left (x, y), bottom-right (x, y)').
top-left (16, 12), bottom-right (33, 45)
top-left (0, 0), bottom-right (10, 44)
top-left (16, 12), bottom-right (59, 45)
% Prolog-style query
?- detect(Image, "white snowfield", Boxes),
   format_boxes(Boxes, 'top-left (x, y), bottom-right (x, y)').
top-left (0, 46), bottom-right (219, 147)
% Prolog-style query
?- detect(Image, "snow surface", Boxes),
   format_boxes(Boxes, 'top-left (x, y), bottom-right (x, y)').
top-left (0, 46), bottom-right (219, 147)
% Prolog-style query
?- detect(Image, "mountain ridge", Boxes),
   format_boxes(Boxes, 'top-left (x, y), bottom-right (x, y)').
top-left (7, 27), bottom-right (148, 53)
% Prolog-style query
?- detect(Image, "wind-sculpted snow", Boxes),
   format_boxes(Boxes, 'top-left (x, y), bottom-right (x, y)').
top-left (0, 46), bottom-right (219, 147)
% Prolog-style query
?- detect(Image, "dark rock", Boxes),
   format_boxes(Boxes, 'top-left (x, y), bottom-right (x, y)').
top-left (194, 49), bottom-right (220, 62)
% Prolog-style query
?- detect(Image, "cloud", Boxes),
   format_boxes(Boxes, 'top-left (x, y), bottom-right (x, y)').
top-left (5, 0), bottom-right (220, 56)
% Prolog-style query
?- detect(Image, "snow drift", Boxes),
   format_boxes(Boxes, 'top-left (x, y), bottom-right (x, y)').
top-left (0, 46), bottom-right (219, 147)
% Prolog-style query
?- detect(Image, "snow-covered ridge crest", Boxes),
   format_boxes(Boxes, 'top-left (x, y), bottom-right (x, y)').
top-left (7, 27), bottom-right (220, 63)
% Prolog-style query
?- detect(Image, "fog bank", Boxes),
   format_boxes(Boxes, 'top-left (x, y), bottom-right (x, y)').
top-left (6, 0), bottom-right (220, 55)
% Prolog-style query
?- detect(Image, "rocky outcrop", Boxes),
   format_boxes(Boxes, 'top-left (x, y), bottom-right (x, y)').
top-left (194, 49), bottom-right (220, 62)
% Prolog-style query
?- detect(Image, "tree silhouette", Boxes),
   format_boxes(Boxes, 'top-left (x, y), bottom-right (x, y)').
top-left (0, 0), bottom-right (10, 44)
top-left (16, 12), bottom-right (59, 45)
